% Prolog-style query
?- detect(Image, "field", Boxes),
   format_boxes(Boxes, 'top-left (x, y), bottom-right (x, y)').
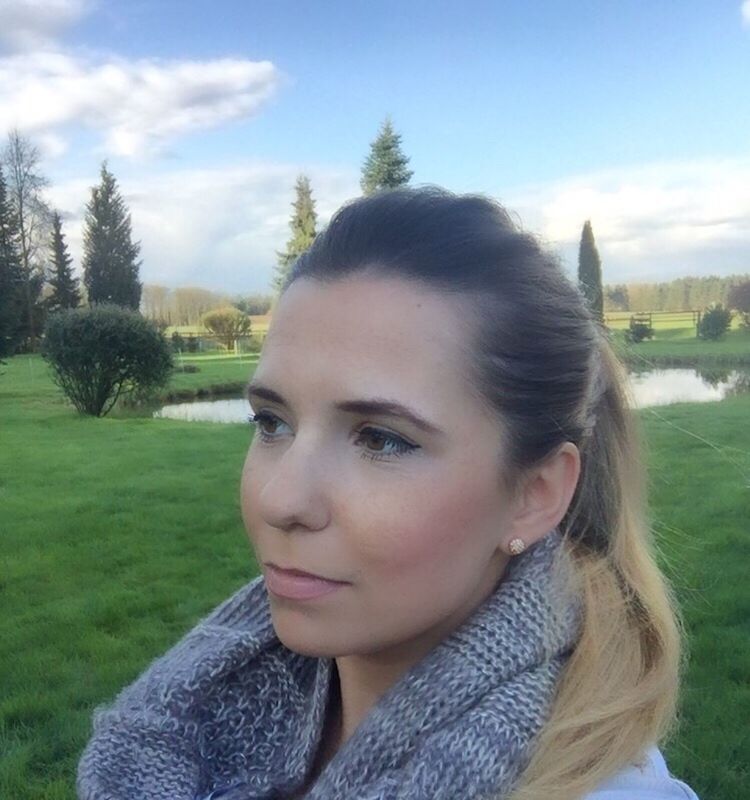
top-left (1, 352), bottom-right (748, 799)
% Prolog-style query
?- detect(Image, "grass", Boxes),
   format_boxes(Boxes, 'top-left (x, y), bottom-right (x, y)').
top-left (2, 354), bottom-right (748, 799)
top-left (613, 326), bottom-right (750, 368)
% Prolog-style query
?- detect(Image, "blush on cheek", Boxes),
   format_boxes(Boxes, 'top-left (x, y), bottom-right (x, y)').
top-left (367, 480), bottom-right (503, 583)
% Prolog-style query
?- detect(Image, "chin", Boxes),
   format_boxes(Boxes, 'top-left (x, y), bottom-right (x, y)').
top-left (269, 609), bottom-right (343, 658)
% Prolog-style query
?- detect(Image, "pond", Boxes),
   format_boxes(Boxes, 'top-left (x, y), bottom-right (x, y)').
top-left (152, 367), bottom-right (750, 425)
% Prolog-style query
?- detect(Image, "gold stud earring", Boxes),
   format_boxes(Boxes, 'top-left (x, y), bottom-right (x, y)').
top-left (508, 538), bottom-right (526, 556)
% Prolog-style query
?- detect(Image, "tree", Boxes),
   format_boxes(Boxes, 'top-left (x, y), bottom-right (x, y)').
top-left (360, 117), bottom-right (413, 196)
top-left (2, 129), bottom-right (51, 349)
top-left (82, 162), bottom-right (142, 309)
top-left (728, 280), bottom-right (750, 329)
top-left (0, 164), bottom-right (25, 359)
top-left (233, 293), bottom-right (273, 316)
top-left (141, 284), bottom-right (171, 323)
top-left (47, 211), bottom-right (80, 313)
top-left (202, 306), bottom-right (252, 350)
top-left (43, 305), bottom-right (172, 417)
top-left (274, 175), bottom-right (317, 292)
top-left (604, 284), bottom-right (629, 312)
top-left (172, 286), bottom-right (227, 325)
top-left (578, 220), bottom-right (603, 322)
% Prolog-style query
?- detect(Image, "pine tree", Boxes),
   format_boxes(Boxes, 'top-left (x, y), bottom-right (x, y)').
top-left (274, 175), bottom-right (317, 292)
top-left (47, 211), bottom-right (80, 313)
top-left (0, 164), bottom-right (25, 358)
top-left (360, 117), bottom-right (413, 195)
top-left (82, 162), bottom-right (142, 309)
top-left (577, 220), bottom-right (603, 322)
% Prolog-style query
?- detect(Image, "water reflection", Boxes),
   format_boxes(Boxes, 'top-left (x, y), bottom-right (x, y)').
top-left (153, 368), bottom-right (750, 424)
top-left (154, 398), bottom-right (252, 424)
top-left (626, 368), bottom-right (750, 408)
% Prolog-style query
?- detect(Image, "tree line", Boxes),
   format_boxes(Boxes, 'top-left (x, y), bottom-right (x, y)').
top-left (577, 220), bottom-right (749, 321)
top-left (603, 275), bottom-right (750, 313)
top-left (5, 116), bottom-right (746, 362)
top-left (0, 129), bottom-right (141, 359)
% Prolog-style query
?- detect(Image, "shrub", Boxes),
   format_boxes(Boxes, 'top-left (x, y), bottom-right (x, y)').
top-left (43, 305), bottom-right (173, 416)
top-left (624, 318), bottom-right (654, 344)
top-left (697, 304), bottom-right (733, 341)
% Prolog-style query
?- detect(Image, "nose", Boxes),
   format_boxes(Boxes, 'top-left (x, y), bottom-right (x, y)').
top-left (253, 438), bottom-right (331, 533)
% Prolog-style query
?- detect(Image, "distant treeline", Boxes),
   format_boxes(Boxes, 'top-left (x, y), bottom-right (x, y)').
top-left (141, 285), bottom-right (273, 326)
top-left (604, 274), bottom-right (750, 313)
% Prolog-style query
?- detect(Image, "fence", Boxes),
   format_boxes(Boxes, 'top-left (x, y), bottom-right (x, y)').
top-left (169, 331), bottom-right (268, 355)
top-left (604, 309), bottom-right (703, 336)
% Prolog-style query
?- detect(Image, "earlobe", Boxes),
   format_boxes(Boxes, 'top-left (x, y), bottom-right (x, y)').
top-left (504, 443), bottom-right (581, 553)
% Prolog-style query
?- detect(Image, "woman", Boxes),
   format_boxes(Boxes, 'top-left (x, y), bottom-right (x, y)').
top-left (77, 187), bottom-right (700, 800)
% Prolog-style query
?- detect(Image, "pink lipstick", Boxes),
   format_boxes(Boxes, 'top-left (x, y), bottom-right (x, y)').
top-left (264, 564), bottom-right (348, 601)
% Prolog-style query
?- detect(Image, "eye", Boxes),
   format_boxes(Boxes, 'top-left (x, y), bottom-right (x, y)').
top-left (248, 411), bottom-right (291, 442)
top-left (354, 426), bottom-right (419, 461)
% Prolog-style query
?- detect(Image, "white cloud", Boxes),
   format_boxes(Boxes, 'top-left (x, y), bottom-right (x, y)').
top-left (44, 162), bottom-right (360, 293)
top-left (742, 0), bottom-right (750, 26)
top-left (0, 0), bottom-right (90, 50)
top-left (0, 50), bottom-right (283, 156)
top-left (505, 158), bottom-right (750, 282)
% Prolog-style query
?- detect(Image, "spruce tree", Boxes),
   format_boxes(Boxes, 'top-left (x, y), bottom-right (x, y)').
top-left (274, 175), bottom-right (317, 292)
top-left (47, 211), bottom-right (80, 313)
top-left (360, 117), bottom-right (413, 195)
top-left (578, 220), bottom-right (604, 322)
top-left (82, 163), bottom-right (142, 309)
top-left (0, 164), bottom-right (24, 358)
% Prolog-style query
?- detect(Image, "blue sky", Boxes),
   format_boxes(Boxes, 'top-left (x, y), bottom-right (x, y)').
top-left (1, 0), bottom-right (748, 293)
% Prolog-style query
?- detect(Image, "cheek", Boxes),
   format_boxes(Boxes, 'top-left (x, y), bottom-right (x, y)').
top-left (351, 470), bottom-right (505, 581)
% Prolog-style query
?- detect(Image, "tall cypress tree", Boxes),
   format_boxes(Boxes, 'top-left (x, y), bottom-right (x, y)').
top-left (0, 164), bottom-right (24, 358)
top-left (274, 174), bottom-right (317, 292)
top-left (578, 220), bottom-right (603, 322)
top-left (47, 211), bottom-right (80, 313)
top-left (360, 117), bottom-right (413, 195)
top-left (82, 162), bottom-right (142, 309)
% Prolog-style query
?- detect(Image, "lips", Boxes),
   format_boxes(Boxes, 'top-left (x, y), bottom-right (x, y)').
top-left (264, 563), bottom-right (349, 601)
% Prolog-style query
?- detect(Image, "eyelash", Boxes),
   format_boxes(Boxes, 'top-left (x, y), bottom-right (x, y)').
top-left (248, 411), bottom-right (419, 462)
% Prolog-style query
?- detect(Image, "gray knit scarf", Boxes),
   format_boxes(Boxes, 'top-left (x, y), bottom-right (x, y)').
top-left (77, 529), bottom-right (581, 800)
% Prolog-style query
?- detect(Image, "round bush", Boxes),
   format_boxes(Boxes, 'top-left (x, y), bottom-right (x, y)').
top-left (43, 305), bottom-right (173, 416)
top-left (697, 304), bottom-right (733, 341)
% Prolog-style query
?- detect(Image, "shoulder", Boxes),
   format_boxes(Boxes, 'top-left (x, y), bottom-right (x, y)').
top-left (584, 746), bottom-right (700, 800)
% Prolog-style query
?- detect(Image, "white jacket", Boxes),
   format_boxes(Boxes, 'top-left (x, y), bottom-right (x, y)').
top-left (586, 746), bottom-right (699, 799)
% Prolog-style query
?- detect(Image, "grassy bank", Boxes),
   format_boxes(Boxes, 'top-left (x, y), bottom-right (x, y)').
top-left (1, 355), bottom-right (748, 799)
top-left (614, 327), bottom-right (750, 368)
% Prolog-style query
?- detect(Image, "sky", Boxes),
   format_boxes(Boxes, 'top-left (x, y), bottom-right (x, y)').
top-left (1, 0), bottom-right (749, 294)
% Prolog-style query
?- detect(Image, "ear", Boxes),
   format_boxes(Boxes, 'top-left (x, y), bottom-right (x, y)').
top-left (503, 442), bottom-right (581, 551)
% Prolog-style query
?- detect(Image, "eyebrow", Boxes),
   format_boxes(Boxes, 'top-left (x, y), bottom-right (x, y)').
top-left (246, 381), bottom-right (444, 436)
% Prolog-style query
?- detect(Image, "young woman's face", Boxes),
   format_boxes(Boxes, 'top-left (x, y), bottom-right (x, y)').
top-left (240, 274), bottom-right (521, 660)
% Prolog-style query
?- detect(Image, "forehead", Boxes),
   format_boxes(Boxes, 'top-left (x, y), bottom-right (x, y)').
top-left (257, 275), bottom-right (479, 407)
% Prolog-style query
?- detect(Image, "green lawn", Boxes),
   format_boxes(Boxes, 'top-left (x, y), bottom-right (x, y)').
top-left (1, 355), bottom-right (748, 799)
top-left (608, 317), bottom-right (750, 367)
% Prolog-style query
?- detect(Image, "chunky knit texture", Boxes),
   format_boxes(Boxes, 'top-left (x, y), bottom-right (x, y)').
top-left (77, 530), bottom-right (582, 800)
